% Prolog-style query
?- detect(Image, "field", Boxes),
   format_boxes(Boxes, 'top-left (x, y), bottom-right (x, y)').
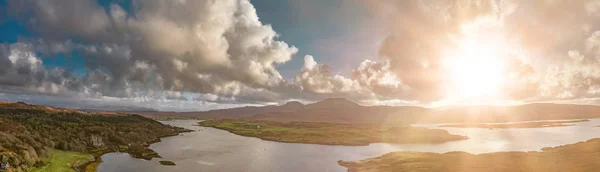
top-left (199, 120), bottom-right (468, 146)
top-left (29, 150), bottom-right (93, 172)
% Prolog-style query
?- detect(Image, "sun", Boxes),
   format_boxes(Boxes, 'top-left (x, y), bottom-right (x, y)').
top-left (448, 40), bottom-right (504, 99)
top-left (443, 18), bottom-right (508, 103)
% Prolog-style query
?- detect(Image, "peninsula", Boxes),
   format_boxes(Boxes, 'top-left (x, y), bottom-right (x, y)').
top-left (199, 119), bottom-right (468, 146)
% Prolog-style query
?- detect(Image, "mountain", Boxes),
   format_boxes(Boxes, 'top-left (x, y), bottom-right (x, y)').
top-left (138, 98), bottom-right (425, 123)
top-left (305, 98), bottom-right (360, 109)
top-left (138, 101), bottom-right (306, 120)
top-left (252, 100), bottom-right (600, 124)
top-left (80, 106), bottom-right (158, 113)
top-left (0, 101), bottom-right (83, 113)
top-left (282, 101), bottom-right (304, 108)
top-left (251, 99), bottom-right (427, 124)
top-left (137, 98), bottom-right (600, 124)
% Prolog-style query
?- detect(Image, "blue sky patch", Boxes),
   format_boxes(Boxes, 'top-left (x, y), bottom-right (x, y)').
top-left (42, 54), bottom-right (87, 77)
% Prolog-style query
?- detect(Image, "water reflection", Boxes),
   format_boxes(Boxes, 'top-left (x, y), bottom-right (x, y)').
top-left (98, 119), bottom-right (600, 172)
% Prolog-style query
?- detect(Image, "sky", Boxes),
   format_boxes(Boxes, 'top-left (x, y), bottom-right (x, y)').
top-left (1, 0), bottom-right (600, 111)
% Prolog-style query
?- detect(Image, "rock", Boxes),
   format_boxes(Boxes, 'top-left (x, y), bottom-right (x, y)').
top-left (159, 161), bottom-right (176, 166)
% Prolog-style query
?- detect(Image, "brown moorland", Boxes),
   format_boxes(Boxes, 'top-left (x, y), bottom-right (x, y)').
top-left (137, 99), bottom-right (600, 124)
top-left (339, 138), bottom-right (600, 172)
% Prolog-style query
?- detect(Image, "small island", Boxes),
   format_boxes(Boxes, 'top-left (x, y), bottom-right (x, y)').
top-left (159, 161), bottom-right (176, 166)
top-left (439, 119), bottom-right (590, 129)
top-left (338, 138), bottom-right (600, 172)
top-left (199, 120), bottom-right (468, 146)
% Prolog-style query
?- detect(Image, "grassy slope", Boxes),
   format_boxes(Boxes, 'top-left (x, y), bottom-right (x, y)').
top-left (339, 138), bottom-right (600, 172)
top-left (30, 150), bottom-right (93, 172)
top-left (439, 119), bottom-right (590, 129)
top-left (199, 120), bottom-right (468, 146)
top-left (0, 102), bottom-right (191, 172)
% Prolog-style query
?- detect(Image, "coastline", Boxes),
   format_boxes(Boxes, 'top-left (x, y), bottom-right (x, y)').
top-left (338, 138), bottom-right (600, 172)
top-left (205, 126), bottom-right (468, 146)
top-left (438, 119), bottom-right (591, 129)
top-left (199, 120), bottom-right (469, 146)
top-left (76, 129), bottom-right (193, 172)
top-left (78, 119), bottom-right (600, 172)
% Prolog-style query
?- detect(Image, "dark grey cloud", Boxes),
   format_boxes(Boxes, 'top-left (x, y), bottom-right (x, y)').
top-left (0, 42), bottom-right (83, 95)
top-left (3, 0), bottom-right (299, 102)
top-left (7, 0), bottom-right (116, 42)
top-left (0, 0), bottom-right (419, 108)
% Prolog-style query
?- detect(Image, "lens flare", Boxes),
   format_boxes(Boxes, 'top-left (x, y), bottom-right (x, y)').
top-left (443, 18), bottom-right (508, 104)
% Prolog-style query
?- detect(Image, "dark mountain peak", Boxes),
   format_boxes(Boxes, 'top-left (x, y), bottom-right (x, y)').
top-left (311, 98), bottom-right (359, 108)
top-left (322, 98), bottom-right (354, 103)
top-left (282, 101), bottom-right (304, 107)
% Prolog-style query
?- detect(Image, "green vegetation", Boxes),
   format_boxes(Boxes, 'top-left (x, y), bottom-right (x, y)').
top-left (0, 102), bottom-right (191, 172)
top-left (29, 150), bottom-right (92, 172)
top-left (199, 120), bottom-right (468, 146)
top-left (158, 161), bottom-right (176, 166)
top-left (339, 138), bottom-right (600, 172)
top-left (440, 119), bottom-right (590, 129)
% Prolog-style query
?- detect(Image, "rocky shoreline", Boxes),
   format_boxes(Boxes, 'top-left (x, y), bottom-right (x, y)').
top-left (76, 129), bottom-right (192, 172)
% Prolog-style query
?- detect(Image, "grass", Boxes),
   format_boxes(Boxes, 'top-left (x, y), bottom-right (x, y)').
top-left (199, 120), bottom-right (468, 146)
top-left (439, 119), bottom-right (590, 129)
top-left (29, 150), bottom-right (93, 172)
top-left (339, 138), bottom-right (600, 172)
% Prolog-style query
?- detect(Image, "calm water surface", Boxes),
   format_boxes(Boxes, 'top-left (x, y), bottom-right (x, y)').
top-left (98, 119), bottom-right (600, 172)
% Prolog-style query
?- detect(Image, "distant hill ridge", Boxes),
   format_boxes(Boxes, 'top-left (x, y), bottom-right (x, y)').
top-left (0, 101), bottom-right (83, 113)
top-left (0, 101), bottom-right (131, 116)
top-left (282, 101), bottom-right (303, 108)
top-left (306, 98), bottom-right (360, 109)
top-left (137, 98), bottom-right (600, 124)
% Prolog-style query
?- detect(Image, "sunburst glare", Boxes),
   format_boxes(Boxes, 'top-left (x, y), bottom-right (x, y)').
top-left (443, 18), bottom-right (509, 104)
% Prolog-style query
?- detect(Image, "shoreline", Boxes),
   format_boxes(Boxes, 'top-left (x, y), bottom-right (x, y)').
top-left (81, 119), bottom-right (600, 172)
top-left (338, 138), bottom-right (600, 172)
top-left (76, 130), bottom-right (193, 172)
top-left (207, 126), bottom-right (468, 146)
top-left (198, 120), bottom-right (469, 146)
top-left (438, 119), bottom-right (591, 129)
